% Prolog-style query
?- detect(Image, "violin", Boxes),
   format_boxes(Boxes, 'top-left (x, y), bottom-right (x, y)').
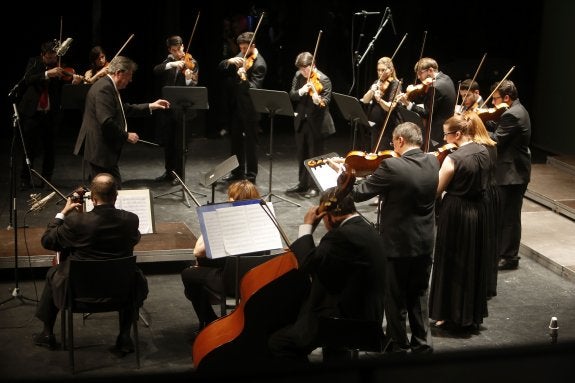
top-left (239, 51), bottom-right (257, 81)
top-left (60, 67), bottom-right (84, 83)
top-left (432, 143), bottom-right (458, 165)
top-left (344, 150), bottom-right (399, 177)
top-left (405, 76), bottom-right (434, 102)
top-left (319, 167), bottom-right (356, 214)
top-left (307, 69), bottom-right (326, 107)
top-left (182, 52), bottom-right (196, 72)
top-left (192, 250), bottom-right (309, 370)
top-left (475, 103), bottom-right (509, 123)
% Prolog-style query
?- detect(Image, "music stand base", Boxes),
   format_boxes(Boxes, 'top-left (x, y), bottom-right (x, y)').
top-left (154, 185), bottom-right (206, 208)
top-left (1, 287), bottom-right (38, 306)
top-left (264, 192), bottom-right (301, 207)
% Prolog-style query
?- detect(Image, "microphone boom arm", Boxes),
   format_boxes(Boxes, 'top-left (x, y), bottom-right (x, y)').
top-left (357, 10), bottom-right (392, 66)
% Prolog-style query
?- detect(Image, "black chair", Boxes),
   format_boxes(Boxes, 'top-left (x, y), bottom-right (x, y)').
top-left (60, 256), bottom-right (141, 373)
top-left (317, 316), bottom-right (389, 361)
top-left (206, 253), bottom-right (279, 316)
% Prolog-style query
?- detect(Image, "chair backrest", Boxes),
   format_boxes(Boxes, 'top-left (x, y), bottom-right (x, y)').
top-left (221, 253), bottom-right (278, 297)
top-left (67, 256), bottom-right (137, 312)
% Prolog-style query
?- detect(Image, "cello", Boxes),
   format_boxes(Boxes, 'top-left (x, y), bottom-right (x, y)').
top-left (192, 202), bottom-right (309, 371)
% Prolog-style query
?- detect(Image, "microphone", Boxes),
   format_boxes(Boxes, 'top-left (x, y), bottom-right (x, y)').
top-left (56, 37), bottom-right (73, 56)
top-left (388, 8), bottom-right (397, 35)
top-left (549, 316), bottom-right (558, 344)
top-left (29, 191), bottom-right (56, 212)
top-left (354, 10), bottom-right (380, 16)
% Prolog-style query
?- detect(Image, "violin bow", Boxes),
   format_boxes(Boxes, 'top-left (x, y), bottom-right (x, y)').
top-left (112, 33), bottom-right (135, 61)
top-left (57, 16), bottom-right (64, 67)
top-left (307, 30), bottom-right (323, 83)
top-left (456, 53), bottom-right (487, 112)
top-left (243, 11), bottom-right (265, 61)
top-left (372, 81), bottom-right (402, 153)
top-left (185, 12), bottom-right (201, 56)
top-left (479, 66), bottom-right (515, 109)
top-left (413, 30), bottom-right (427, 86)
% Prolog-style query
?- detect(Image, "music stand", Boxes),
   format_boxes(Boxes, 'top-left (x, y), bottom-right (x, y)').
top-left (332, 92), bottom-right (372, 151)
top-left (249, 88), bottom-right (300, 207)
top-left (199, 155), bottom-right (239, 204)
top-left (154, 86), bottom-right (208, 207)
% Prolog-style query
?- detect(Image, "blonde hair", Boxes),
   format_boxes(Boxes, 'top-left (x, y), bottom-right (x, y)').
top-left (467, 112), bottom-right (496, 146)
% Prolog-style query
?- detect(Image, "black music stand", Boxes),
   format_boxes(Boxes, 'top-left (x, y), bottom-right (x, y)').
top-left (249, 89), bottom-right (300, 207)
top-left (154, 86), bottom-right (208, 207)
top-left (332, 92), bottom-right (371, 151)
top-left (199, 155), bottom-right (239, 204)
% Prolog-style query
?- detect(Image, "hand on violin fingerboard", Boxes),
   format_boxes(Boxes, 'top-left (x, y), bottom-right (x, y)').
top-left (312, 94), bottom-right (322, 106)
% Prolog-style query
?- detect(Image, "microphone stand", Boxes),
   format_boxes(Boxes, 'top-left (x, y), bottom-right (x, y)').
top-left (357, 9), bottom-right (392, 67)
top-left (1, 104), bottom-right (38, 307)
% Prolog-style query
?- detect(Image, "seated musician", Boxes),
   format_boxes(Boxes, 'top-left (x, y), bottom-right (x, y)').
top-left (268, 191), bottom-right (386, 363)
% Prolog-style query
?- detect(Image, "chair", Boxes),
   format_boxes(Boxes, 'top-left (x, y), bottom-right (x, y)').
top-left (317, 316), bottom-right (389, 361)
top-left (60, 255), bottom-right (141, 374)
top-left (206, 253), bottom-right (278, 316)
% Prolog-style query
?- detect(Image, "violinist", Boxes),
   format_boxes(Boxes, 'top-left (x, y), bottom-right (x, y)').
top-left (487, 80), bottom-right (531, 272)
top-left (455, 79), bottom-right (484, 114)
top-left (83, 46), bottom-right (109, 84)
top-left (286, 51), bottom-right (335, 198)
top-left (153, 35), bottom-right (199, 184)
top-left (17, 40), bottom-right (81, 190)
top-left (360, 57), bottom-right (402, 151)
top-left (268, 191), bottom-right (386, 363)
top-left (396, 57), bottom-right (456, 151)
top-left (343, 122), bottom-right (438, 353)
top-left (218, 31), bottom-right (267, 184)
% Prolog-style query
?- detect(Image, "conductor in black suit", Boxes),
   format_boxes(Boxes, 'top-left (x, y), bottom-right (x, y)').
top-left (349, 121), bottom-right (439, 353)
top-left (268, 192), bottom-right (386, 362)
top-left (33, 173), bottom-right (148, 355)
top-left (73, 56), bottom-right (169, 187)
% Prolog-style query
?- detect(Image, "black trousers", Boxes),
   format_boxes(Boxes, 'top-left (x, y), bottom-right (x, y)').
top-left (497, 184), bottom-right (527, 262)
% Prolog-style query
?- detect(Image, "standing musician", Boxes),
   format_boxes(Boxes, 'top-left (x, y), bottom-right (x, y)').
top-left (153, 35), bottom-right (199, 185)
top-left (83, 46), bottom-right (109, 84)
top-left (396, 57), bottom-right (456, 151)
top-left (218, 31), bottom-right (267, 184)
top-left (360, 57), bottom-right (402, 151)
top-left (286, 51), bottom-right (335, 199)
top-left (18, 39), bottom-right (83, 190)
top-left (456, 79), bottom-right (483, 114)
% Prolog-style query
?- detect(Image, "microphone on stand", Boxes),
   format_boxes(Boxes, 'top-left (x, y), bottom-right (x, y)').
top-left (28, 192), bottom-right (56, 212)
top-left (354, 10), bottom-right (380, 16)
top-left (56, 38), bottom-right (73, 56)
top-left (549, 316), bottom-right (558, 344)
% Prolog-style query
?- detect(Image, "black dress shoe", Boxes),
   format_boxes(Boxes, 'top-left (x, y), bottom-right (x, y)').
top-left (498, 258), bottom-right (519, 270)
top-left (154, 172), bottom-right (173, 182)
top-left (286, 184), bottom-right (306, 193)
top-left (110, 333), bottom-right (135, 356)
top-left (33, 333), bottom-right (57, 350)
top-left (222, 173), bottom-right (244, 182)
top-left (304, 188), bottom-right (318, 198)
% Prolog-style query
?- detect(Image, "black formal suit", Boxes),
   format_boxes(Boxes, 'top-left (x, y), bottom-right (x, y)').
top-left (351, 148), bottom-right (439, 352)
top-left (289, 69), bottom-right (335, 190)
top-left (218, 52), bottom-right (267, 181)
top-left (411, 72), bottom-right (456, 150)
top-left (492, 98), bottom-right (531, 264)
top-left (153, 55), bottom-right (199, 179)
top-left (268, 215), bottom-right (386, 361)
top-left (73, 76), bottom-right (151, 185)
top-left (17, 56), bottom-right (65, 183)
top-left (36, 204), bottom-right (148, 332)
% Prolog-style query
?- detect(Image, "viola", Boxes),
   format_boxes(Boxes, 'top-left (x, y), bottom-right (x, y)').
top-left (192, 250), bottom-right (309, 370)
top-left (475, 103), bottom-right (509, 123)
top-left (344, 150), bottom-right (399, 177)
top-left (432, 143), bottom-right (458, 165)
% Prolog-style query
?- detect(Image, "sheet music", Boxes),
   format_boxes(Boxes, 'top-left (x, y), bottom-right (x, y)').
top-left (197, 200), bottom-right (282, 258)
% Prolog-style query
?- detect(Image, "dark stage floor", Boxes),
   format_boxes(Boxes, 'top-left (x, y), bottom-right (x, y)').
top-left (0, 125), bottom-right (574, 382)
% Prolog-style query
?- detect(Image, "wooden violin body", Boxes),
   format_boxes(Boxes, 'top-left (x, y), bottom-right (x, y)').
top-left (192, 251), bottom-right (309, 371)
top-left (344, 150), bottom-right (398, 177)
top-left (475, 103), bottom-right (508, 123)
top-left (432, 143), bottom-right (458, 165)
